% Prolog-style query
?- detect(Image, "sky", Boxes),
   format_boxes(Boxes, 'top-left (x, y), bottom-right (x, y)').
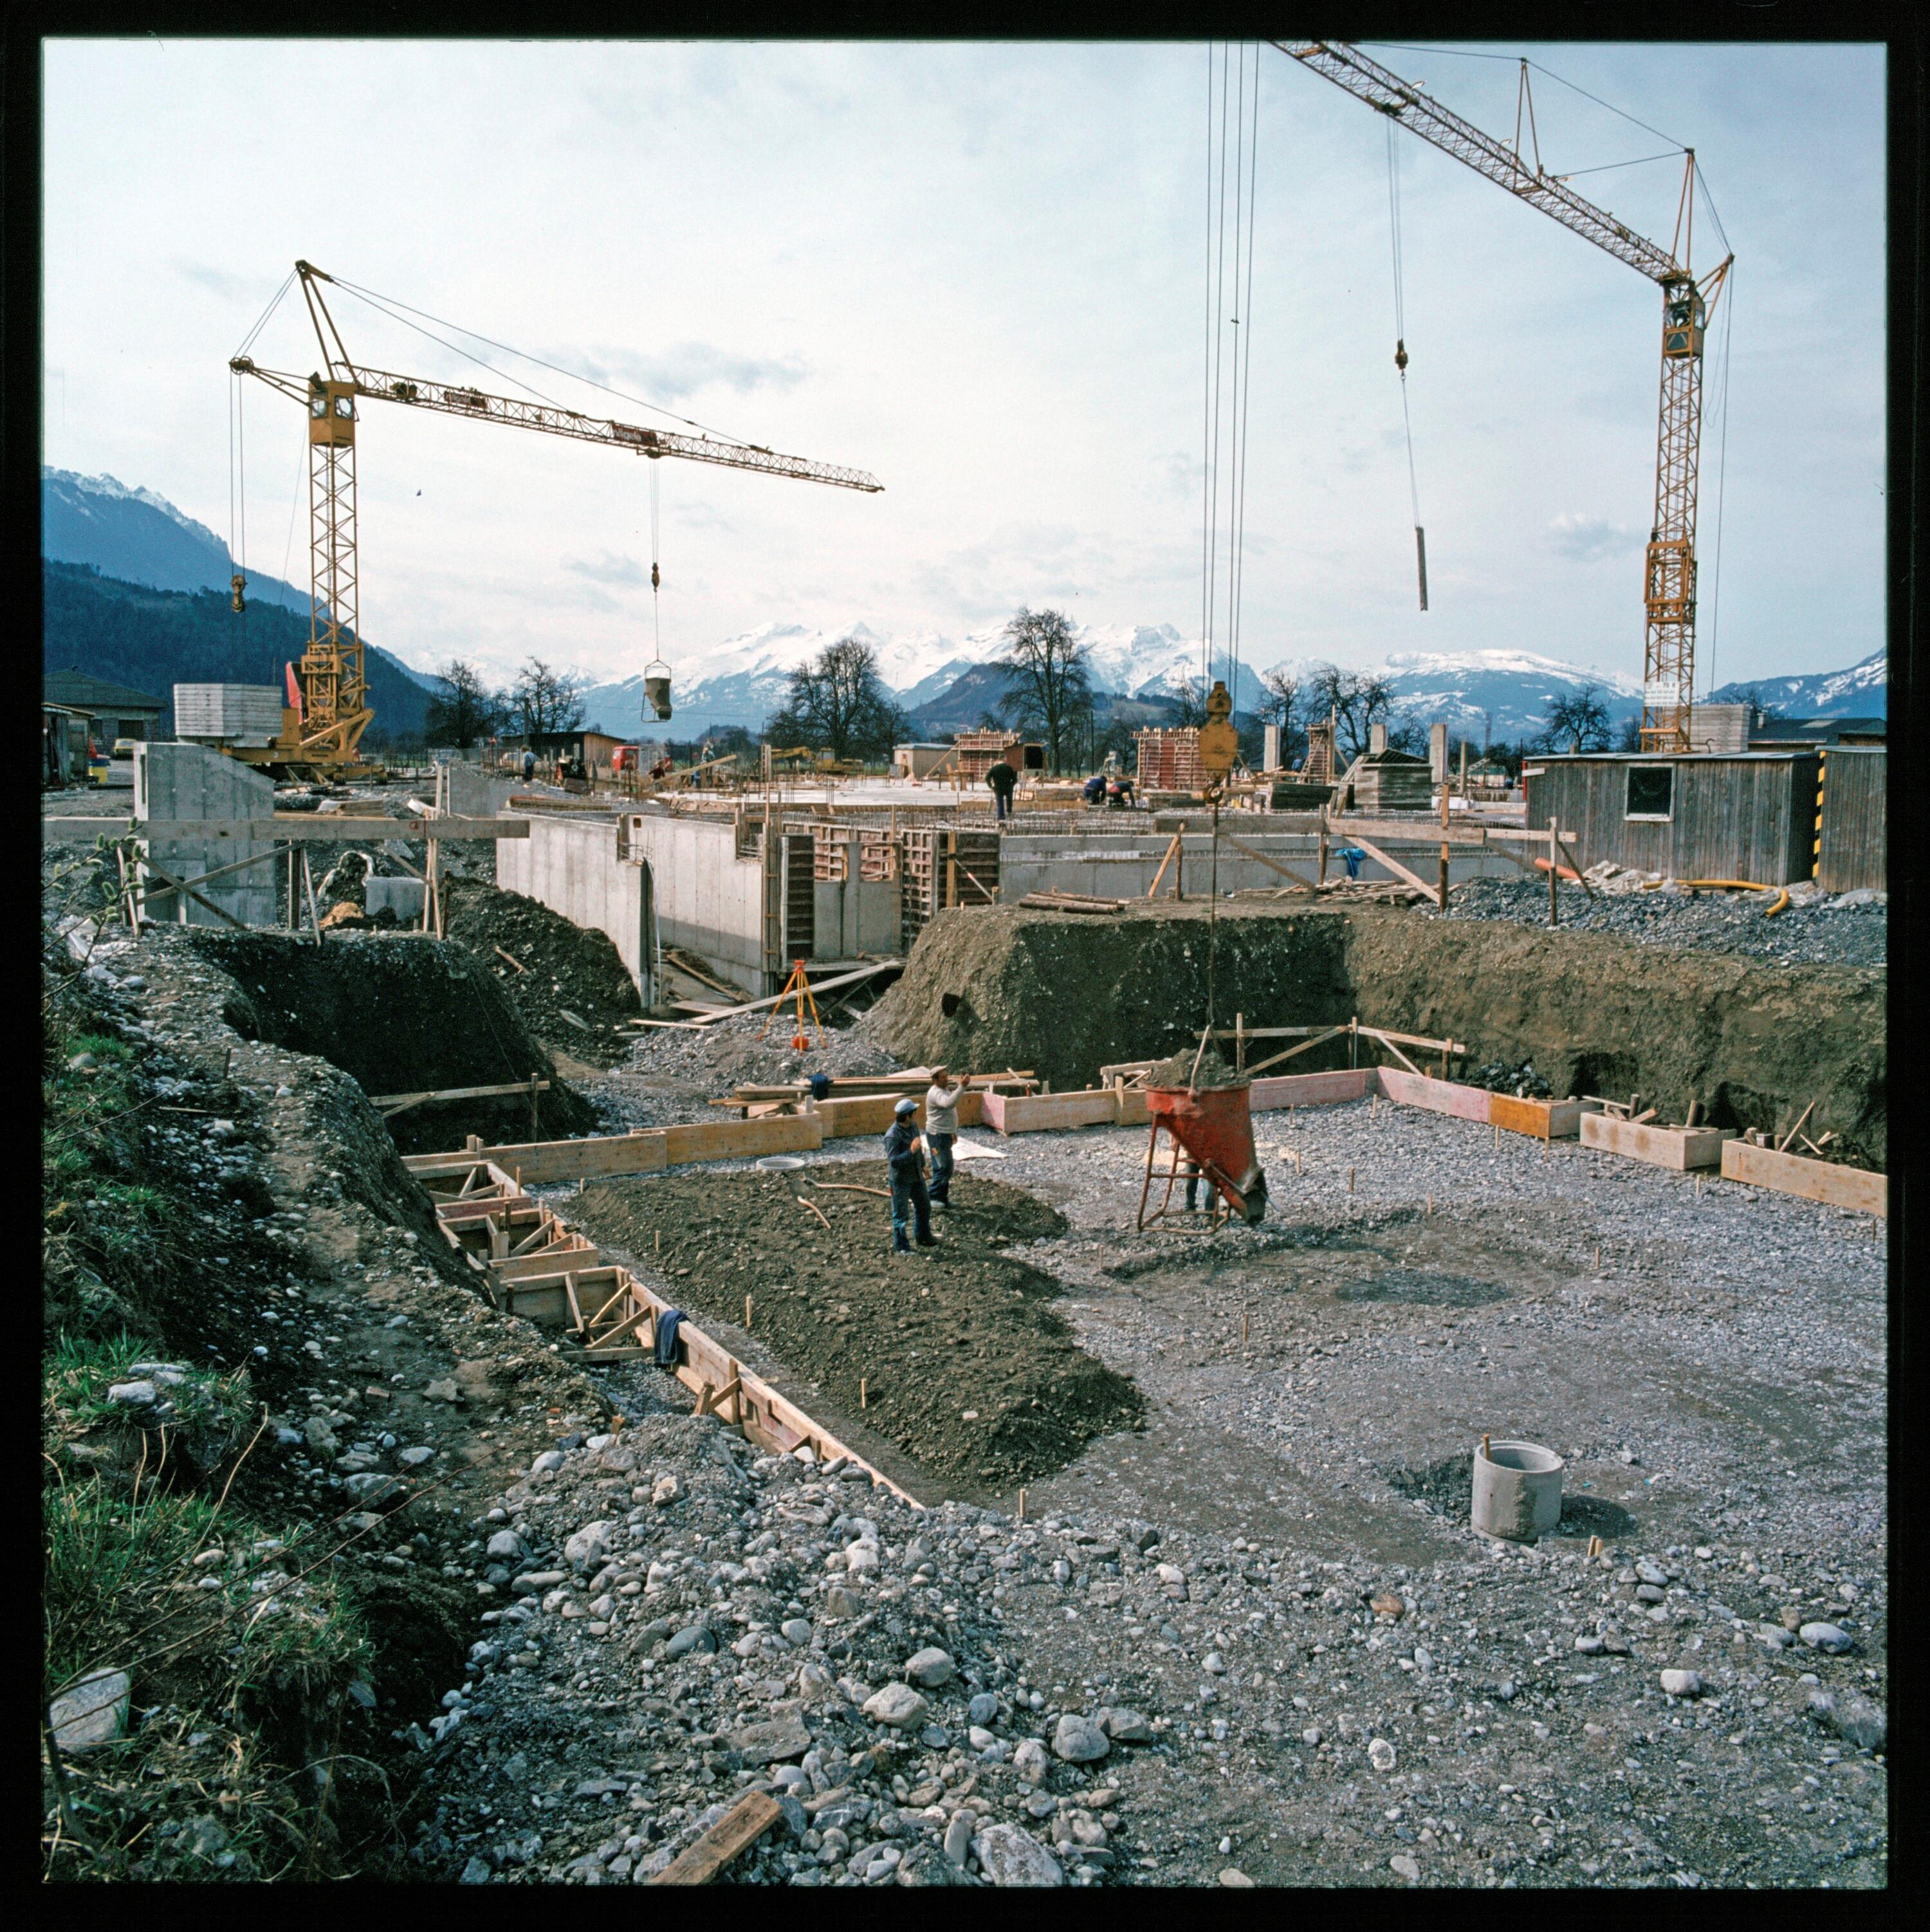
top-left (42, 38), bottom-right (1885, 692)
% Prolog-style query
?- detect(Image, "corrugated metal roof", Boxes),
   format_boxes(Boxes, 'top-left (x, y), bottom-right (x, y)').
top-left (43, 670), bottom-right (165, 712)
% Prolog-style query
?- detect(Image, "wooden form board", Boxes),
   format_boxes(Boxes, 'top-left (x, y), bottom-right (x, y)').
top-left (413, 1161), bottom-right (920, 1505)
top-left (1720, 1139), bottom-right (1887, 1216)
top-left (1249, 1068), bottom-right (1377, 1111)
top-left (809, 1090), bottom-right (986, 1138)
top-left (1375, 1067), bottom-right (1493, 1123)
top-left (1580, 1112), bottom-right (1736, 1170)
top-left (981, 1088), bottom-right (1123, 1134)
top-left (661, 1114), bottom-right (824, 1164)
top-left (1488, 1094), bottom-right (1597, 1141)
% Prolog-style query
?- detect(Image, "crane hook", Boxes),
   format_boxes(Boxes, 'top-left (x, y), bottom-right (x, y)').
top-left (231, 572), bottom-right (247, 614)
top-left (650, 562), bottom-right (661, 591)
top-left (1395, 338), bottom-right (1409, 376)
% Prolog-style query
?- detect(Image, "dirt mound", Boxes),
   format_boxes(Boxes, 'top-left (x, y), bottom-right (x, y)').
top-left (1146, 1041), bottom-right (1244, 1090)
top-left (441, 879), bottom-right (641, 1067)
top-left (572, 1165), bottom-right (1143, 1490)
top-left (192, 930), bottom-right (598, 1152)
top-left (874, 901), bottom-right (1887, 1167)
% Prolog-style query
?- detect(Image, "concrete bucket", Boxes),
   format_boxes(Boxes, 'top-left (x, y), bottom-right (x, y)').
top-left (643, 663), bottom-right (673, 721)
top-left (1143, 1082), bottom-right (1267, 1225)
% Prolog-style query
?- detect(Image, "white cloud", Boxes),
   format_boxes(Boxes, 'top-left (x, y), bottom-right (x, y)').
top-left (1546, 513), bottom-right (1640, 564)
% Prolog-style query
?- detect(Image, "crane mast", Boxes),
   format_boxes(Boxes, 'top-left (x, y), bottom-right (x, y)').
top-left (1278, 42), bottom-right (1732, 751)
top-left (230, 261), bottom-right (882, 769)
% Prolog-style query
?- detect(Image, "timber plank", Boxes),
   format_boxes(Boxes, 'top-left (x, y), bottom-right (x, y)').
top-left (661, 1114), bottom-right (825, 1164)
top-left (1489, 1094), bottom-right (1595, 1141)
top-left (981, 1089), bottom-right (1121, 1134)
top-left (1720, 1139), bottom-right (1886, 1215)
top-left (1247, 1068), bottom-right (1375, 1111)
top-left (1580, 1113), bottom-right (1735, 1170)
top-left (1375, 1067), bottom-right (1493, 1123)
top-left (647, 1790), bottom-right (784, 1885)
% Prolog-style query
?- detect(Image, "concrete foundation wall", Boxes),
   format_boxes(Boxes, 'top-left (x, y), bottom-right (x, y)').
top-left (135, 742), bottom-right (277, 927)
top-left (813, 876), bottom-right (902, 959)
top-left (495, 813), bottom-right (657, 1003)
top-left (1000, 831), bottom-right (1523, 900)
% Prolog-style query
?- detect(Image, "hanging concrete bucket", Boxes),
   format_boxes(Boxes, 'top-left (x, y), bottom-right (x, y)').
top-left (1471, 1438), bottom-right (1565, 1542)
top-left (643, 660), bottom-right (673, 721)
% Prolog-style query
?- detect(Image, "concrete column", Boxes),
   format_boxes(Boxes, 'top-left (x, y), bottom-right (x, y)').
top-left (1369, 722), bottom-right (1388, 756)
top-left (1429, 721), bottom-right (1449, 784)
top-left (1263, 723), bottom-right (1281, 773)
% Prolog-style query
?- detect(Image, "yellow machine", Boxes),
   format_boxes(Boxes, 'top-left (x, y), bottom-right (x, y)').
top-left (229, 262), bottom-right (883, 778)
top-left (1279, 44), bottom-right (1732, 751)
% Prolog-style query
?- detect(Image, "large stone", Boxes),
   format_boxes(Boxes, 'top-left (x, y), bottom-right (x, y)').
top-left (107, 1381), bottom-right (158, 1408)
top-left (565, 1521), bottom-right (615, 1567)
top-left (1799, 1622), bottom-right (1854, 1654)
top-left (943, 1811), bottom-right (975, 1868)
top-left (50, 1668), bottom-right (131, 1753)
top-left (863, 1684), bottom-right (930, 1729)
top-left (904, 1646), bottom-right (955, 1688)
top-left (820, 1586), bottom-right (857, 1621)
top-left (342, 1473), bottom-right (403, 1502)
top-left (967, 1691), bottom-right (1000, 1726)
top-left (1098, 1707), bottom-right (1152, 1743)
top-left (303, 1417), bottom-right (340, 1455)
top-left (529, 1451), bottom-right (565, 1475)
top-left (1660, 1669), bottom-right (1705, 1697)
top-left (665, 1623), bottom-right (716, 1660)
top-left (486, 1530), bottom-right (524, 1561)
top-left (1011, 1738), bottom-right (1051, 1781)
top-left (1051, 1715), bottom-right (1110, 1763)
top-left (1810, 1689), bottom-right (1886, 1752)
top-left (731, 1708), bottom-right (813, 1765)
top-left (971, 1821), bottom-right (1063, 1888)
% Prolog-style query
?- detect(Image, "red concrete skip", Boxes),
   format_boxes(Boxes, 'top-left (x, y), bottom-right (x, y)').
top-left (1145, 1083), bottom-right (1267, 1223)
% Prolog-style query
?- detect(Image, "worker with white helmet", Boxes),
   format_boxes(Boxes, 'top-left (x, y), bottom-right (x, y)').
top-left (884, 1096), bottom-right (937, 1253)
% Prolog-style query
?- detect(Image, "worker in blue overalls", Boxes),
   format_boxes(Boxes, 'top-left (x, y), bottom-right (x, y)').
top-left (885, 1096), bottom-right (939, 1253)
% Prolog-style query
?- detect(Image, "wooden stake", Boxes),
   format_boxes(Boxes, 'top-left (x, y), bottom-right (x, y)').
top-left (1348, 1168), bottom-right (1356, 1193)
top-left (1018, 1487), bottom-right (1026, 1522)
top-left (1482, 1432), bottom-right (1491, 1460)
top-left (746, 1295), bottom-right (753, 1330)
top-left (1426, 1195), bottom-right (1433, 1215)
top-left (860, 1377), bottom-right (867, 1410)
top-left (1548, 818), bottom-right (1559, 927)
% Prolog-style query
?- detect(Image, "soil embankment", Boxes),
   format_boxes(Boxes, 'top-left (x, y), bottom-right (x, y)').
top-left (194, 930), bottom-right (598, 1152)
top-left (573, 1165), bottom-right (1143, 1490)
top-left (872, 903), bottom-right (1886, 1166)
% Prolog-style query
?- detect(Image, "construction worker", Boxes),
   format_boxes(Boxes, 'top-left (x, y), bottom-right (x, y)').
top-left (1082, 772), bottom-right (1107, 807)
top-left (924, 1065), bottom-right (966, 1208)
top-left (521, 748), bottom-right (537, 783)
top-left (885, 1096), bottom-right (937, 1252)
top-left (986, 753), bottom-right (1017, 822)
top-left (1107, 773), bottom-right (1135, 810)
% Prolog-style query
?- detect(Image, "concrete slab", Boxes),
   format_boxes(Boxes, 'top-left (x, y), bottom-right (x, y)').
top-left (134, 742), bottom-right (276, 927)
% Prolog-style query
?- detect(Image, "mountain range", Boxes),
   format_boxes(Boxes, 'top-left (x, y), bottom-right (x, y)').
top-left (42, 467), bottom-right (1884, 744)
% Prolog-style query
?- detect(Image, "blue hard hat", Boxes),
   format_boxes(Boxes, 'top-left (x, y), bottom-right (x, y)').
top-left (894, 1096), bottom-right (919, 1116)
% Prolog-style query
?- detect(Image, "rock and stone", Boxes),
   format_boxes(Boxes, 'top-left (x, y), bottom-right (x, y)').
top-left (781, 1619), bottom-right (813, 1647)
top-left (971, 1821), bottom-right (1064, 1887)
top-left (1011, 1738), bottom-right (1051, 1781)
top-left (564, 1521), bottom-right (614, 1566)
top-left (968, 1691), bottom-right (1000, 1726)
top-left (1660, 1669), bottom-right (1705, 1697)
top-left (107, 1381), bottom-right (158, 1408)
top-left (1052, 1714), bottom-right (1110, 1763)
top-left (665, 1623), bottom-right (715, 1659)
top-left (50, 1668), bottom-right (131, 1753)
top-left (529, 1451), bottom-right (565, 1475)
top-left (1098, 1707), bottom-right (1152, 1743)
top-left (1368, 1736), bottom-right (1397, 1772)
top-left (1799, 1622), bottom-right (1853, 1653)
top-left (943, 1812), bottom-right (975, 1867)
top-left (398, 1446), bottom-right (435, 1467)
top-left (863, 1684), bottom-right (930, 1729)
top-left (730, 1709), bottom-right (813, 1765)
top-left (486, 1530), bottom-right (523, 1561)
top-left (904, 1646), bottom-right (955, 1688)
top-left (1390, 1853), bottom-right (1421, 1882)
top-left (1810, 1689), bottom-right (1886, 1752)
top-left (1218, 1866), bottom-right (1255, 1886)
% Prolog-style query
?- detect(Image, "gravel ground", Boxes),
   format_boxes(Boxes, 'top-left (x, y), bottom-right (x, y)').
top-left (591, 1015), bottom-right (905, 1132)
top-left (1428, 874), bottom-right (1887, 971)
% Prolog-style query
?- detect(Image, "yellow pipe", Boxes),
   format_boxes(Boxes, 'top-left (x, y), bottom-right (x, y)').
top-left (1763, 889), bottom-right (1790, 917)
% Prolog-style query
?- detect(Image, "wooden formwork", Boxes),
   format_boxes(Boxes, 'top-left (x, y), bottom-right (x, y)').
top-left (415, 1159), bottom-right (919, 1504)
top-left (900, 827), bottom-right (1000, 952)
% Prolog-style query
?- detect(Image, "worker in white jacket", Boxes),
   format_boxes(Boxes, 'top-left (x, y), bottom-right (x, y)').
top-left (924, 1065), bottom-right (966, 1208)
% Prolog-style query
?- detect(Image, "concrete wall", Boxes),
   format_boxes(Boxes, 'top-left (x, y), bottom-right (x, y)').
top-left (999, 831), bottom-right (1523, 900)
top-left (495, 813), bottom-right (657, 1003)
top-left (134, 742), bottom-right (277, 927)
top-left (813, 876), bottom-right (902, 959)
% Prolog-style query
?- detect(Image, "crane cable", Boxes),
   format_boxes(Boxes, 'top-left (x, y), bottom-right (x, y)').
top-left (1386, 118), bottom-right (1428, 612)
top-left (648, 459), bottom-right (663, 660)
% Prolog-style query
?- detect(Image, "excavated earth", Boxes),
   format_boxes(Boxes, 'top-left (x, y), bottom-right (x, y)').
top-left (572, 1168), bottom-right (1142, 1491)
top-left (870, 903), bottom-right (1887, 1168)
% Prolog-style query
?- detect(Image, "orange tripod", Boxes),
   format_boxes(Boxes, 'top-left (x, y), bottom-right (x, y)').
top-left (759, 958), bottom-right (825, 1053)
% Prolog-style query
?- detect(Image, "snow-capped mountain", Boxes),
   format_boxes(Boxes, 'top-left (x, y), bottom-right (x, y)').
top-left (1707, 649), bottom-right (1886, 719)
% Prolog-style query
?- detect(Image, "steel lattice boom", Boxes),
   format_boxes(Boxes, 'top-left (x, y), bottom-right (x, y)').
top-left (230, 262), bottom-right (881, 768)
top-left (1278, 42), bottom-right (1733, 750)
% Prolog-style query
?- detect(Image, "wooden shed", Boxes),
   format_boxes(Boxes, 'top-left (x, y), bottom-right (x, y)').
top-left (1523, 751), bottom-right (1821, 885)
top-left (1342, 748), bottom-right (1433, 813)
top-left (1815, 745), bottom-right (1885, 892)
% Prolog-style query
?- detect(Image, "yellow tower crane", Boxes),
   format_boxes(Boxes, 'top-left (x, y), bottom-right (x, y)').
top-left (1278, 43), bottom-right (1732, 751)
top-left (229, 261), bottom-right (883, 775)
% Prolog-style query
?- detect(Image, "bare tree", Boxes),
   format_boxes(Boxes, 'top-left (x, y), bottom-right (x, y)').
top-left (424, 659), bottom-right (502, 753)
top-left (1254, 666), bottom-right (1306, 765)
top-left (994, 606), bottom-right (1091, 775)
top-left (1307, 664), bottom-right (1399, 764)
top-left (765, 637), bottom-right (908, 763)
top-left (511, 659), bottom-right (586, 742)
top-left (1538, 683), bottom-right (1613, 753)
